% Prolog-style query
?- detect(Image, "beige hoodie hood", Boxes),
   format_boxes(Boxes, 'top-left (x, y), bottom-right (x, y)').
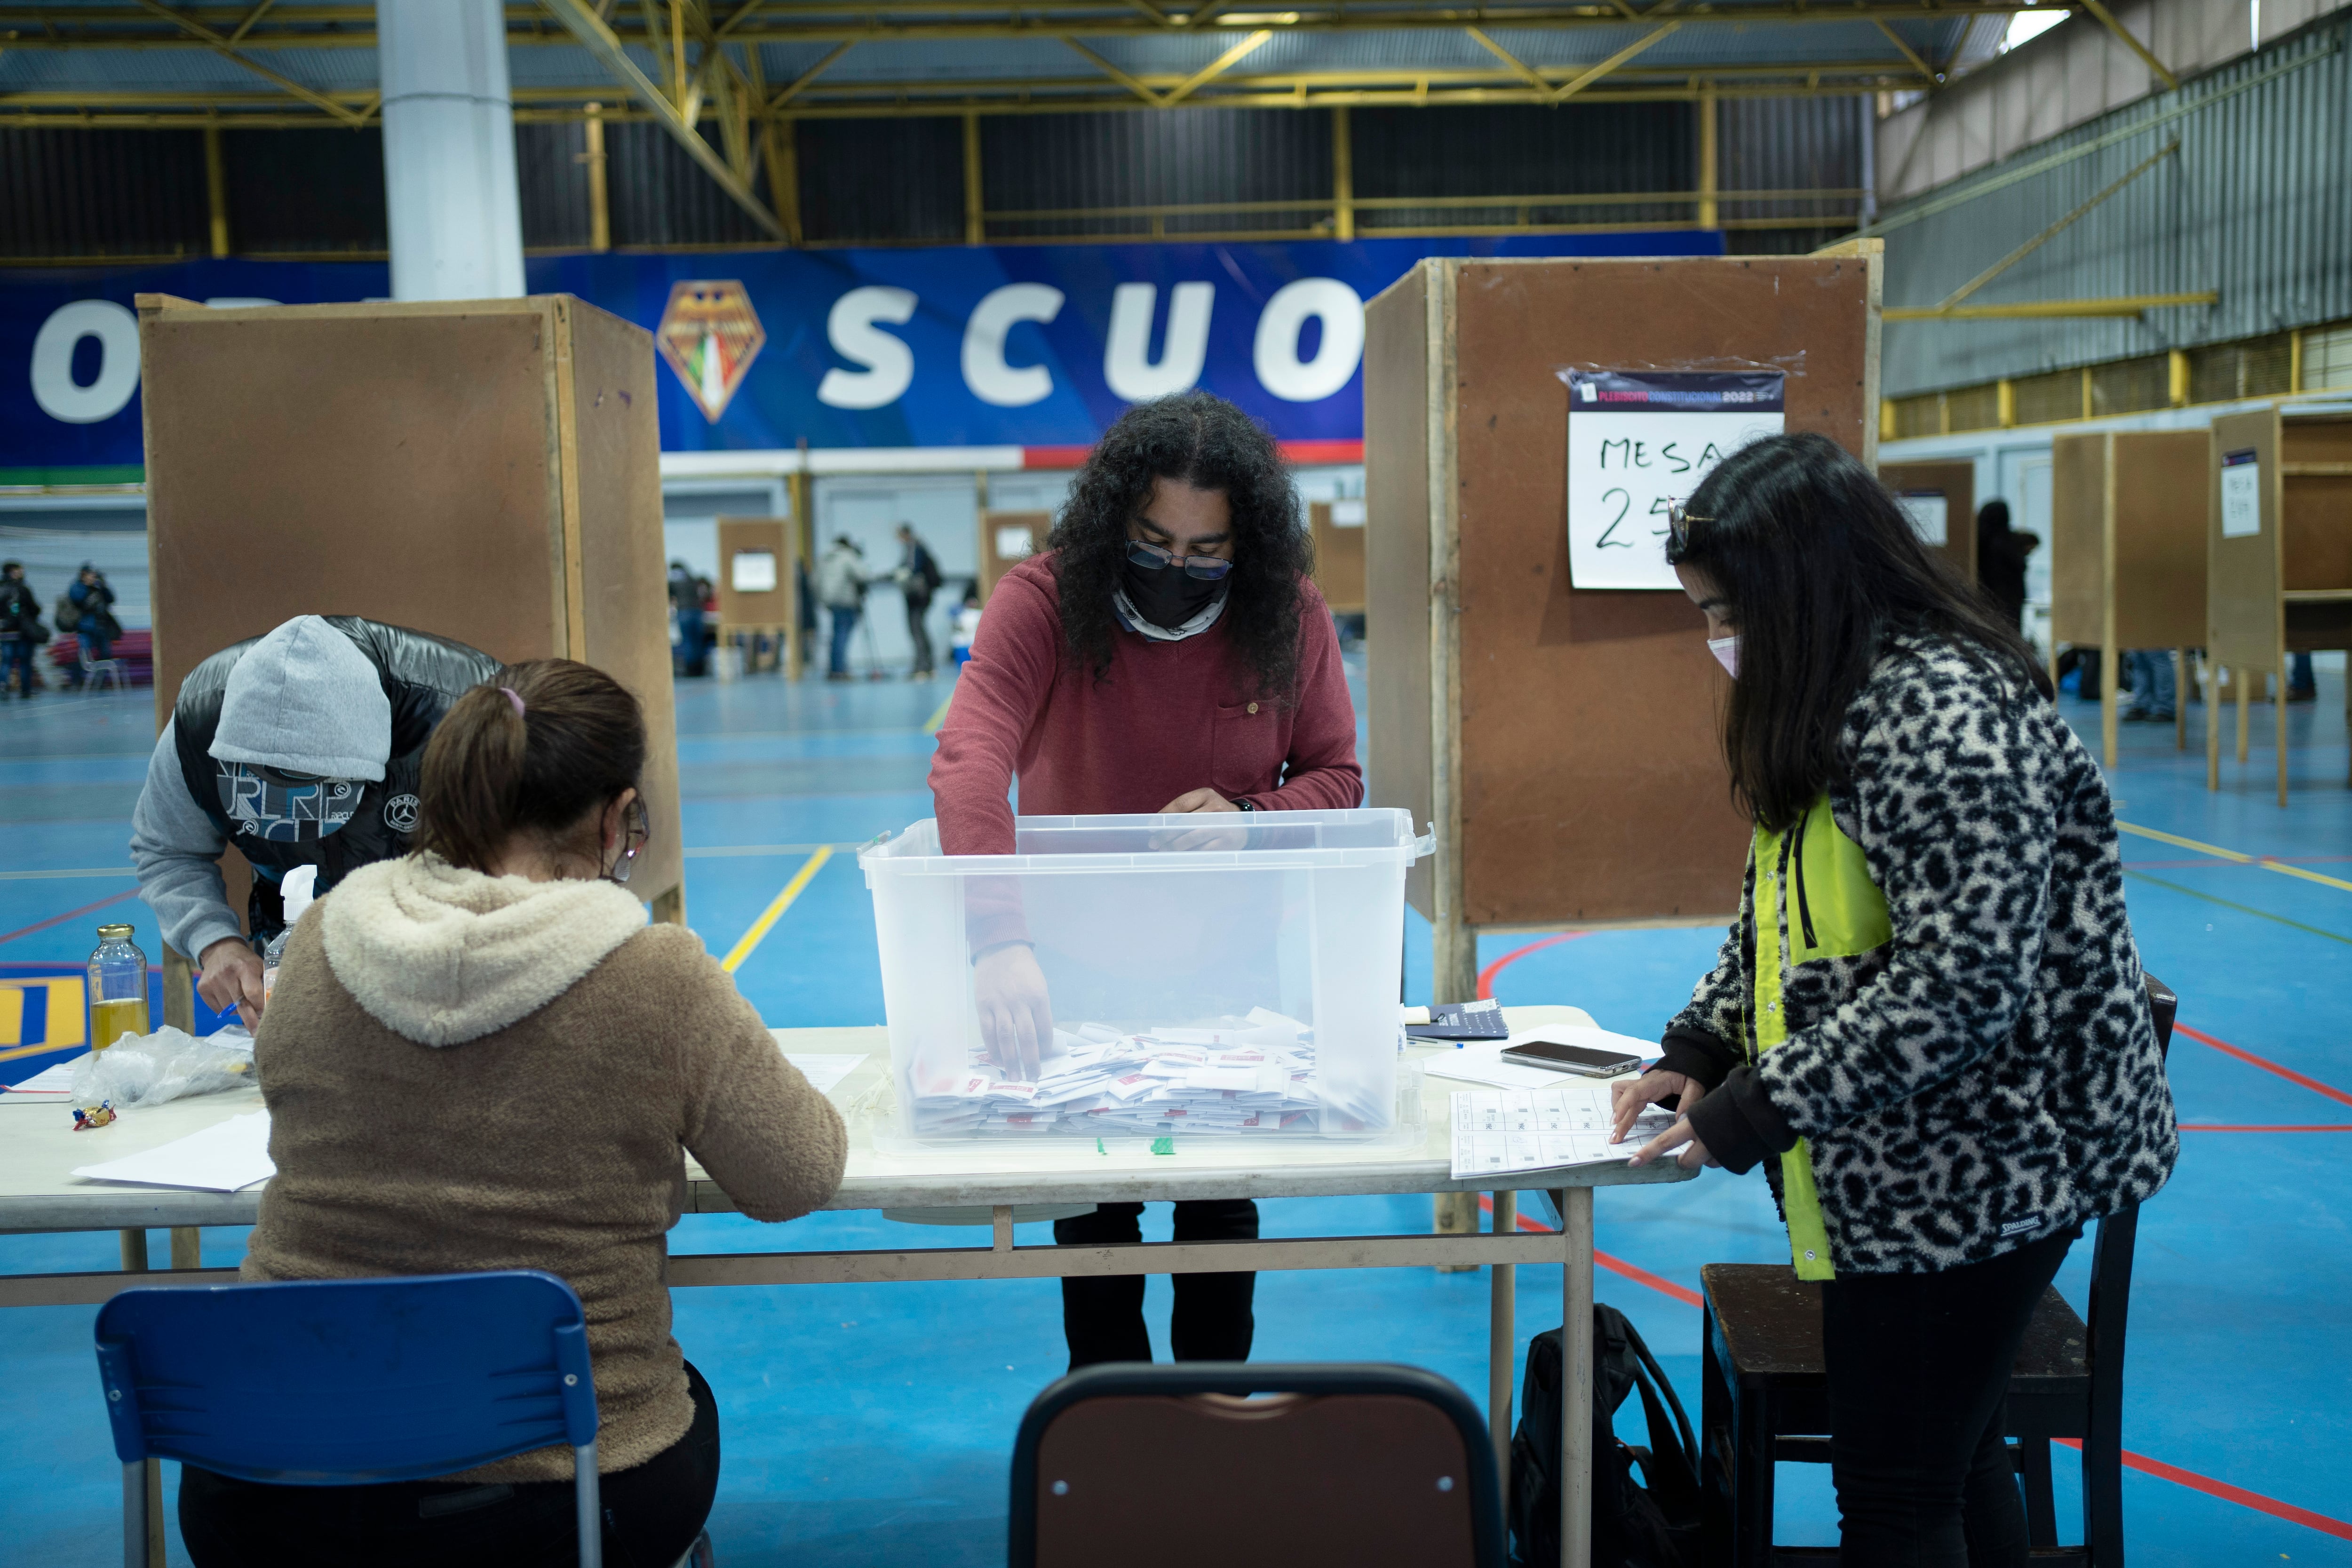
top-left (319, 852), bottom-right (648, 1047)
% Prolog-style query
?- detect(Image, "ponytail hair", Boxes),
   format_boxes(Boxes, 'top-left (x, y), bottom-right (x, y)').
top-left (413, 659), bottom-right (647, 874)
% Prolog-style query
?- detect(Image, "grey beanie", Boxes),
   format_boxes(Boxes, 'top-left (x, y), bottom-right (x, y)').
top-left (209, 615), bottom-right (393, 780)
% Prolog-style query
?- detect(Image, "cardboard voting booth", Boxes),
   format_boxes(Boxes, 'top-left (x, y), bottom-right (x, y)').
top-left (715, 516), bottom-right (801, 677)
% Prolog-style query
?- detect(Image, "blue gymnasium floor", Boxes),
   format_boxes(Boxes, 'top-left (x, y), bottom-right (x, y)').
top-left (3, 659), bottom-right (2349, 1567)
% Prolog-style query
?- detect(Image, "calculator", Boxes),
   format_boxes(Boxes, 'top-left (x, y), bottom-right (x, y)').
top-left (1406, 999), bottom-right (1510, 1041)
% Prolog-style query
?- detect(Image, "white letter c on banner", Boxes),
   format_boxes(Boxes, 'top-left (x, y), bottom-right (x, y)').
top-left (818, 287), bottom-right (919, 410)
top-left (1252, 278), bottom-right (1364, 403)
top-left (962, 283), bottom-right (1065, 407)
top-left (30, 300), bottom-right (141, 424)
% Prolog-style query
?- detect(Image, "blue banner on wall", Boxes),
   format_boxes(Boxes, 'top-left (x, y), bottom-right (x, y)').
top-left (2, 232), bottom-right (1722, 472)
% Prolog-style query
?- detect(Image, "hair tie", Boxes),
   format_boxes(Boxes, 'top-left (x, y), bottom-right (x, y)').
top-left (500, 687), bottom-right (526, 718)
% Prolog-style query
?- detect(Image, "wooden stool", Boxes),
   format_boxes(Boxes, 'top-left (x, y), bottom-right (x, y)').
top-left (1700, 978), bottom-right (2175, 1567)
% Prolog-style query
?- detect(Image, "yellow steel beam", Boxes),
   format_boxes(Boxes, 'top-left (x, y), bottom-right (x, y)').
top-left (2074, 0), bottom-right (2178, 90)
top-left (767, 40), bottom-right (857, 108)
top-left (127, 0), bottom-right (368, 125)
top-left (1554, 20), bottom-right (1678, 101)
top-left (538, 0), bottom-right (787, 239)
top-left (225, 0), bottom-right (277, 45)
top-left (1886, 292), bottom-right (2218, 319)
top-left (1464, 27), bottom-right (1554, 96)
top-left (1934, 138), bottom-right (2177, 310)
top-left (1872, 18), bottom-right (1937, 83)
top-left (1160, 28), bottom-right (1274, 104)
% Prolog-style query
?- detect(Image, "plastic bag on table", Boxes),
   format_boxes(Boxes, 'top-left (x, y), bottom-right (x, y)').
top-left (70, 1025), bottom-right (257, 1107)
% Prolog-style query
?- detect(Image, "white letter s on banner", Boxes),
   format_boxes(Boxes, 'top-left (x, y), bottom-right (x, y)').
top-left (818, 287), bottom-right (918, 410)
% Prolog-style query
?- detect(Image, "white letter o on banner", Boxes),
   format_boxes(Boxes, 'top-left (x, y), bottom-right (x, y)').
top-left (30, 300), bottom-right (141, 424)
top-left (1252, 278), bottom-right (1364, 403)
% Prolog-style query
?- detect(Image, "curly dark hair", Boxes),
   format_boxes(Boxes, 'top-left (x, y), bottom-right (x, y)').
top-left (1047, 391), bottom-right (1312, 699)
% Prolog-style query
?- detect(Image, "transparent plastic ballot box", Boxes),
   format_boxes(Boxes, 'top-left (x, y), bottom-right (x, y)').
top-left (858, 808), bottom-right (1434, 1143)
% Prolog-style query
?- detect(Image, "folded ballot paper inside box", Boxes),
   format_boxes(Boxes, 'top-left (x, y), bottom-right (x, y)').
top-left (860, 809), bottom-right (1429, 1141)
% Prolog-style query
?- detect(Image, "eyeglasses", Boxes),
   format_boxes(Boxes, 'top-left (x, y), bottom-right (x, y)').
top-left (1667, 499), bottom-right (1714, 548)
top-left (609, 797), bottom-right (651, 885)
top-left (1125, 539), bottom-right (1234, 581)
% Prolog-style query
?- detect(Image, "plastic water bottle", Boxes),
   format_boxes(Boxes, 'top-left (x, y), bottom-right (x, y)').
top-left (261, 864), bottom-right (320, 1007)
top-left (87, 923), bottom-right (149, 1051)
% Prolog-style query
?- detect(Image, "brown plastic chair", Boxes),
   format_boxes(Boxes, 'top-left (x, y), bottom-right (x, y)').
top-left (1698, 975), bottom-right (2177, 1567)
top-left (1010, 1362), bottom-right (1505, 1568)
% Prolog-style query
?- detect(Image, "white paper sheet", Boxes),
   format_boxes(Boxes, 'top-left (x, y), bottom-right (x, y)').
top-left (1, 1057), bottom-right (85, 1098)
top-left (1447, 1085), bottom-right (1679, 1179)
top-left (2220, 450), bottom-right (2262, 538)
top-left (781, 1053), bottom-right (867, 1096)
top-left (71, 1110), bottom-right (277, 1192)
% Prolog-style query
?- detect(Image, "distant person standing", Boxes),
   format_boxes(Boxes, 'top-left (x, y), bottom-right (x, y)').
top-left (894, 524), bottom-right (943, 681)
top-left (668, 560), bottom-right (708, 678)
top-left (68, 564), bottom-right (122, 683)
top-left (0, 560), bottom-right (46, 699)
top-left (950, 584), bottom-right (982, 668)
top-left (1974, 500), bottom-right (2039, 635)
top-left (817, 536), bottom-right (867, 682)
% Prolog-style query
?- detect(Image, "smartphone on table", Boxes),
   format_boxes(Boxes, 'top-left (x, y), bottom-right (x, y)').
top-left (1500, 1038), bottom-right (1648, 1078)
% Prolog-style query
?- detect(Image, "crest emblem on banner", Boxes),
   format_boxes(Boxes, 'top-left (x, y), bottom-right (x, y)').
top-left (655, 280), bottom-right (766, 422)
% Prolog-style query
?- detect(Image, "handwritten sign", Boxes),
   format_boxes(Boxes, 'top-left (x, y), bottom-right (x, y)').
top-left (2219, 448), bottom-right (2262, 539)
top-left (1564, 370), bottom-right (1785, 590)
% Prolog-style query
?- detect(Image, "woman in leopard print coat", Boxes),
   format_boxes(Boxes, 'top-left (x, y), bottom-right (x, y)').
top-left (1612, 433), bottom-right (2177, 1568)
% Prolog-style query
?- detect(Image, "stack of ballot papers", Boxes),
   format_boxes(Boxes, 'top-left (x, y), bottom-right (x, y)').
top-left (908, 1008), bottom-right (1328, 1136)
top-left (1448, 1083), bottom-right (1682, 1179)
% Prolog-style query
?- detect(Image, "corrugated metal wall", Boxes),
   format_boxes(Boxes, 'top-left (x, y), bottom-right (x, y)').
top-left (1351, 103), bottom-right (1695, 230)
top-left (0, 128), bottom-right (207, 259)
top-left (1719, 96), bottom-right (1865, 255)
top-left (796, 117), bottom-right (963, 244)
top-left (1, 99), bottom-right (1878, 257)
top-left (982, 109), bottom-right (1330, 238)
top-left (1881, 9), bottom-right (2352, 398)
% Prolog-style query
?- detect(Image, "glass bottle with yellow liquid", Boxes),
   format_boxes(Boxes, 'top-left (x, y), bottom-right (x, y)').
top-left (88, 922), bottom-right (150, 1051)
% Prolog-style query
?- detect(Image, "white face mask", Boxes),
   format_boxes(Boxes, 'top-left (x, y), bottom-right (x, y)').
top-left (1708, 635), bottom-right (1741, 680)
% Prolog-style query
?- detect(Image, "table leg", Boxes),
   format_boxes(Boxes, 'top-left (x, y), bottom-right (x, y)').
top-left (2207, 663), bottom-right (2222, 790)
top-left (169, 1228), bottom-right (200, 1270)
top-left (2237, 676), bottom-right (2250, 764)
top-left (1434, 1191), bottom-right (1479, 1274)
top-left (1561, 1186), bottom-right (1594, 1568)
top-left (1488, 1190), bottom-right (1515, 1477)
top-left (2173, 651), bottom-right (2187, 751)
top-left (118, 1230), bottom-right (165, 1567)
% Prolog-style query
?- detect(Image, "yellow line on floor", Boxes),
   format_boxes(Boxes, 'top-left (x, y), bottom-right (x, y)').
top-left (2117, 821), bottom-right (2352, 894)
top-left (720, 847), bottom-right (834, 974)
top-left (922, 692), bottom-right (954, 734)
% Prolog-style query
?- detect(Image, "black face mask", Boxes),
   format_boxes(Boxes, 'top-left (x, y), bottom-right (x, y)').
top-left (1121, 556), bottom-right (1225, 631)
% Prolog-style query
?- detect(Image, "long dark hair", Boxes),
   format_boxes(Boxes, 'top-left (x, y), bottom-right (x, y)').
top-left (1047, 391), bottom-right (1312, 697)
top-left (1667, 433), bottom-right (2051, 832)
top-left (412, 659), bottom-right (646, 873)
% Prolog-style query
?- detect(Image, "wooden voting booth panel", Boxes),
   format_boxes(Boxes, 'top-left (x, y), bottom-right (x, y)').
top-left (1879, 461), bottom-right (1976, 584)
top-left (2207, 406), bottom-right (2352, 802)
top-left (1367, 253), bottom-right (1881, 1000)
top-left (137, 293), bottom-right (684, 950)
top-left (715, 516), bottom-right (801, 678)
top-left (2048, 430), bottom-right (2209, 769)
top-left (1310, 499), bottom-right (1368, 615)
top-left (980, 510), bottom-right (1050, 602)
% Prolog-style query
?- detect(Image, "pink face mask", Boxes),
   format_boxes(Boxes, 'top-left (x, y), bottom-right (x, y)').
top-left (1708, 636), bottom-right (1741, 679)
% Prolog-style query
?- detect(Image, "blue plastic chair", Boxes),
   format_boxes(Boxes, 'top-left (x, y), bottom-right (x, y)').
top-left (94, 1270), bottom-right (604, 1568)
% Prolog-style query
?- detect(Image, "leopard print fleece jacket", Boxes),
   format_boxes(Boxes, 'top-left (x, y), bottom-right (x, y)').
top-left (1662, 633), bottom-right (2178, 1274)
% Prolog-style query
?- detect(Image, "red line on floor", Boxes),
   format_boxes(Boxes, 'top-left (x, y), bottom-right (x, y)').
top-left (1476, 932), bottom-right (1589, 1000)
top-left (2174, 1022), bottom-right (2352, 1109)
top-left (1473, 1194), bottom-right (1712, 1311)
top-left (2053, 1439), bottom-right (2352, 1540)
top-left (0, 885), bottom-right (139, 948)
top-left (2178, 1123), bottom-right (2352, 1132)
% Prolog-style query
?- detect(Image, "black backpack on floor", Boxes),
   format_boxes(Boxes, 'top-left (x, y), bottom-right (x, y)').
top-left (1508, 1304), bottom-right (1713, 1568)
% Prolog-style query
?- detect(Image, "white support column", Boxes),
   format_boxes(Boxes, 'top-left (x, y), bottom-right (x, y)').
top-left (377, 0), bottom-right (526, 302)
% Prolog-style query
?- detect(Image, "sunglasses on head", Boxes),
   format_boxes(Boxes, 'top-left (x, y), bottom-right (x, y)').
top-left (1124, 540), bottom-right (1234, 581)
top-left (1667, 499), bottom-right (1714, 549)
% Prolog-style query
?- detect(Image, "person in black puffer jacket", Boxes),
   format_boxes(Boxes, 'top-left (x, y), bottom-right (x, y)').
top-left (1610, 434), bottom-right (2177, 1568)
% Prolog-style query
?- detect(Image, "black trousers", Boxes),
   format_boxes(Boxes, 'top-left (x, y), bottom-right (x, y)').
top-left (1054, 1199), bottom-right (1257, 1369)
top-left (904, 595), bottom-right (934, 673)
top-left (1822, 1229), bottom-right (2078, 1568)
top-left (180, 1360), bottom-right (720, 1568)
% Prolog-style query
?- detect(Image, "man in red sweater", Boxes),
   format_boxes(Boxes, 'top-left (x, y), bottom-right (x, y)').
top-left (926, 391), bottom-right (1361, 1368)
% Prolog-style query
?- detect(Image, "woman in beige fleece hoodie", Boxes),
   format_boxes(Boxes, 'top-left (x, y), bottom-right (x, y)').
top-left (179, 658), bottom-right (848, 1568)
